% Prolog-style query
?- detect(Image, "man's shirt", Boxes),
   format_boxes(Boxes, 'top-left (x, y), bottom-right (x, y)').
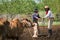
top-left (32, 13), bottom-right (40, 22)
top-left (44, 10), bottom-right (54, 18)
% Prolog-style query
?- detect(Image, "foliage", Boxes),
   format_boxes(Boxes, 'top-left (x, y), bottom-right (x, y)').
top-left (0, 0), bottom-right (60, 21)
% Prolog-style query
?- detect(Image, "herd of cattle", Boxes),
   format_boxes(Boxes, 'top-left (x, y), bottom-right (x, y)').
top-left (0, 15), bottom-right (34, 40)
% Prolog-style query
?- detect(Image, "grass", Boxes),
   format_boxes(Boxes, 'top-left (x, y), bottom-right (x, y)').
top-left (38, 21), bottom-right (60, 26)
top-left (53, 22), bottom-right (60, 25)
top-left (18, 14), bottom-right (60, 26)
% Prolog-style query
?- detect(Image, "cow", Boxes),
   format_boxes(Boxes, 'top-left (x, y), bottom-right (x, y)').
top-left (0, 17), bottom-right (34, 40)
top-left (0, 17), bottom-right (10, 40)
top-left (5, 18), bottom-right (33, 40)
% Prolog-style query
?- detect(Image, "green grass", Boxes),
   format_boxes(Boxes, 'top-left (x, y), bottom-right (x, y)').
top-left (21, 14), bottom-right (60, 26)
top-left (53, 22), bottom-right (60, 25)
top-left (38, 21), bottom-right (60, 26)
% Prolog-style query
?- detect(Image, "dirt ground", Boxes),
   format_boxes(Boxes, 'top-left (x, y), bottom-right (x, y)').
top-left (20, 25), bottom-right (60, 40)
top-left (0, 25), bottom-right (60, 40)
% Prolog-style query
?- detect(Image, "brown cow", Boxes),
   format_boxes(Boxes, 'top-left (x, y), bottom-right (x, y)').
top-left (1, 18), bottom-right (34, 40)
top-left (6, 18), bottom-right (32, 40)
top-left (0, 18), bottom-right (10, 40)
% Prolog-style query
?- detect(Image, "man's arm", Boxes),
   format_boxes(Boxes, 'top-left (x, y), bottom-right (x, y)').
top-left (44, 11), bottom-right (51, 18)
top-left (33, 14), bottom-right (39, 19)
top-left (37, 14), bottom-right (41, 18)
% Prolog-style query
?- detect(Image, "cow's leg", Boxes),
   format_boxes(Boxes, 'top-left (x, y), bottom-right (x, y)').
top-left (16, 37), bottom-right (19, 40)
top-left (2, 34), bottom-right (6, 40)
top-left (10, 36), bottom-right (19, 40)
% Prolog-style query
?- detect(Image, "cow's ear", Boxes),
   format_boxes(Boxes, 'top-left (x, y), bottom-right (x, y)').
top-left (26, 19), bottom-right (31, 22)
top-left (4, 20), bottom-right (10, 25)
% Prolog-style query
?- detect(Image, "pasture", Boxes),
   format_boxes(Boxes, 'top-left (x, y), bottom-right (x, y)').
top-left (19, 25), bottom-right (60, 40)
top-left (0, 25), bottom-right (60, 40)
top-left (0, 0), bottom-right (60, 40)
top-left (0, 14), bottom-right (60, 40)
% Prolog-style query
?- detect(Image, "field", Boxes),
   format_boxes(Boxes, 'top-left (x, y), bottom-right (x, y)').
top-left (0, 14), bottom-right (60, 40)
top-left (19, 25), bottom-right (60, 40)
top-left (0, 25), bottom-right (60, 40)
top-left (0, 0), bottom-right (60, 40)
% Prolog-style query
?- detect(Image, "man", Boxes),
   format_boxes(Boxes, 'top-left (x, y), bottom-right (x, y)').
top-left (44, 6), bottom-right (54, 37)
top-left (32, 8), bottom-right (41, 37)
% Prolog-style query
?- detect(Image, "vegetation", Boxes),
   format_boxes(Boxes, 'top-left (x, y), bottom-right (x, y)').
top-left (38, 21), bottom-right (60, 26)
top-left (0, 0), bottom-right (60, 21)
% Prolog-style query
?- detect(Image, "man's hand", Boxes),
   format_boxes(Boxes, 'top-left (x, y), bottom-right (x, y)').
top-left (36, 17), bottom-right (39, 20)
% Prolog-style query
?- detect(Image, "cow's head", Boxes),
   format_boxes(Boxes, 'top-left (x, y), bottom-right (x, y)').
top-left (21, 18), bottom-right (34, 28)
top-left (0, 18), bottom-right (8, 25)
top-left (9, 18), bottom-right (22, 29)
top-left (9, 18), bottom-right (34, 29)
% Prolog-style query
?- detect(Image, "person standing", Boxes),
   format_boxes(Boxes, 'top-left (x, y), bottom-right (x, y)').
top-left (32, 8), bottom-right (41, 37)
top-left (44, 6), bottom-right (54, 37)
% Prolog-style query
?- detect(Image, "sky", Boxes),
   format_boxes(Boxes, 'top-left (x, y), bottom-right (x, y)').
top-left (34, 0), bottom-right (40, 4)
top-left (0, 0), bottom-right (42, 4)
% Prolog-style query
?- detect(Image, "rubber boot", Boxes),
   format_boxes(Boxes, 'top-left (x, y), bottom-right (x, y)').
top-left (47, 29), bottom-right (52, 38)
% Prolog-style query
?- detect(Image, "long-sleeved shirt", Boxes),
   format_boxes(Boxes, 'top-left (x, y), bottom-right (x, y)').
top-left (32, 13), bottom-right (40, 22)
top-left (44, 10), bottom-right (54, 18)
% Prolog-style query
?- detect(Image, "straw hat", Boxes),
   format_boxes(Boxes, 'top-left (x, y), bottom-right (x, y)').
top-left (44, 6), bottom-right (49, 8)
